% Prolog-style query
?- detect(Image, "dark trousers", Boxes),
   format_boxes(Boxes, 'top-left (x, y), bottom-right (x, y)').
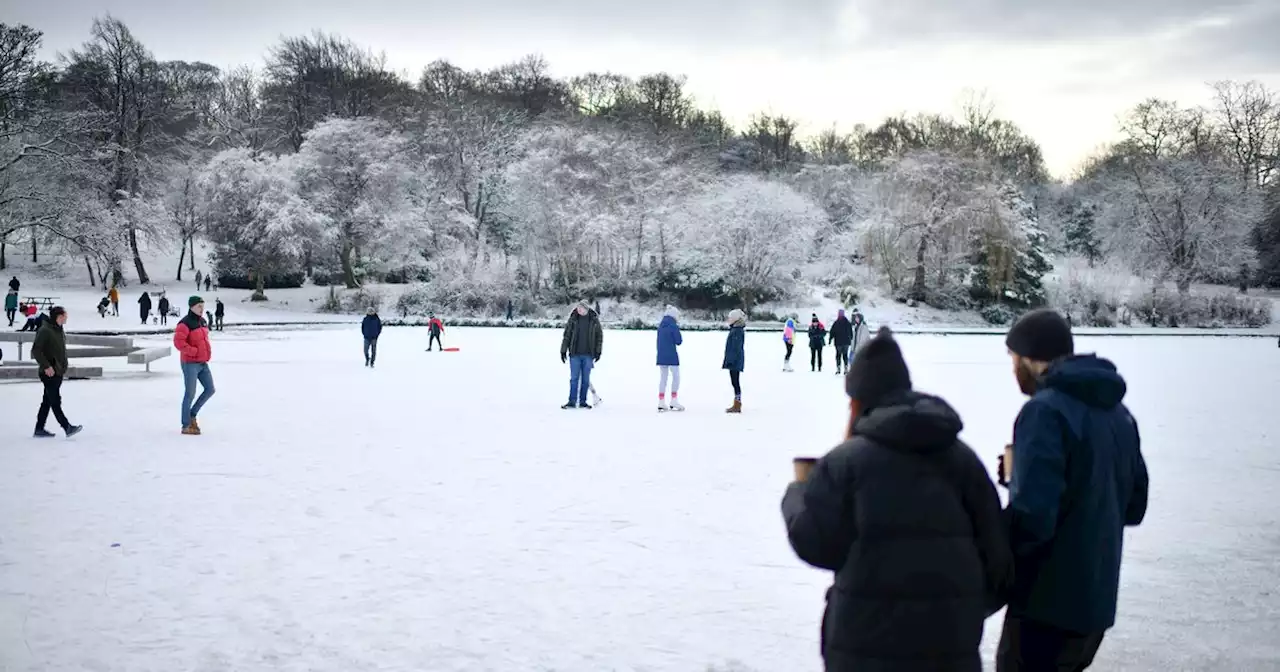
top-left (834, 345), bottom-right (849, 370)
top-left (428, 332), bottom-right (442, 350)
top-left (810, 346), bottom-right (823, 371)
top-left (364, 338), bottom-right (378, 365)
top-left (5, 308), bottom-right (15, 326)
top-left (784, 343), bottom-right (793, 361)
top-left (159, 312), bottom-right (167, 325)
top-left (36, 373), bottom-right (70, 431)
top-left (729, 370), bottom-right (741, 398)
top-left (215, 314), bottom-right (223, 331)
top-left (996, 614), bottom-right (1105, 672)
top-left (140, 310), bottom-right (149, 324)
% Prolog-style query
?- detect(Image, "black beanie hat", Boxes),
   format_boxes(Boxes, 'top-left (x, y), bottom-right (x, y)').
top-left (1005, 309), bottom-right (1074, 362)
top-left (845, 326), bottom-right (912, 410)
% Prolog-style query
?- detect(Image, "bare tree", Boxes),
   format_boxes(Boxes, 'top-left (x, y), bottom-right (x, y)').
top-left (1212, 80), bottom-right (1280, 190)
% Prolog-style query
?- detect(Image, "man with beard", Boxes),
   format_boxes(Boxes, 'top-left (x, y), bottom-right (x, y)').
top-left (997, 309), bottom-right (1149, 671)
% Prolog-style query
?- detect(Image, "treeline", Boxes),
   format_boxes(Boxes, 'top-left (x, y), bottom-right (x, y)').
top-left (1, 18), bottom-right (1276, 326)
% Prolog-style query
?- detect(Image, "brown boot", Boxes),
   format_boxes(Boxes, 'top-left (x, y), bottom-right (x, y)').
top-left (726, 399), bottom-right (742, 414)
top-left (182, 421), bottom-right (201, 435)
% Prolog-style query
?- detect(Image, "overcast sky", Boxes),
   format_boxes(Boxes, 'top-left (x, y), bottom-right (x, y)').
top-left (9, 0), bottom-right (1280, 177)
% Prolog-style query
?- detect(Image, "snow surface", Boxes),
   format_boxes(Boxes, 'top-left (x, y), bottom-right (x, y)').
top-left (1, 327), bottom-right (1279, 671)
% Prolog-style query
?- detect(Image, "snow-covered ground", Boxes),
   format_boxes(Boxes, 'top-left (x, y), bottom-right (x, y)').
top-left (2, 326), bottom-right (1277, 671)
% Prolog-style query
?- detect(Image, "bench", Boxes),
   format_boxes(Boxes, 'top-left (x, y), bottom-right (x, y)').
top-left (0, 333), bottom-right (136, 360)
top-left (0, 364), bottom-right (103, 380)
top-left (127, 346), bottom-right (172, 372)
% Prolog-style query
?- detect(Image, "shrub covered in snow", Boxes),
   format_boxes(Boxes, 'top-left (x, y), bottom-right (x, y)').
top-left (1124, 289), bottom-right (1272, 328)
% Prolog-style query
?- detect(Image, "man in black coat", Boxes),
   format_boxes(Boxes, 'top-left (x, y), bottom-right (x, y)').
top-left (997, 309), bottom-right (1149, 671)
top-left (828, 309), bottom-right (854, 374)
top-left (361, 307), bottom-right (382, 367)
top-left (782, 326), bottom-right (1012, 672)
top-left (559, 301), bottom-right (603, 409)
top-left (32, 307), bottom-right (83, 438)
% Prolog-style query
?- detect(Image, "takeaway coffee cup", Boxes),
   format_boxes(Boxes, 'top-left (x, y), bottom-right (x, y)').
top-left (1001, 444), bottom-right (1014, 483)
top-left (793, 457), bottom-right (818, 482)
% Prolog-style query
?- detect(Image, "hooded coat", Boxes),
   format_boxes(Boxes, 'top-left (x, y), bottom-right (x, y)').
top-left (782, 392), bottom-right (1013, 672)
top-left (1006, 354), bottom-right (1149, 634)
top-left (656, 310), bottom-right (682, 366)
top-left (829, 314), bottom-right (854, 348)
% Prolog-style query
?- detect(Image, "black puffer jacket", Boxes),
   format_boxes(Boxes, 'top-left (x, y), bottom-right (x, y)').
top-left (782, 392), bottom-right (1013, 672)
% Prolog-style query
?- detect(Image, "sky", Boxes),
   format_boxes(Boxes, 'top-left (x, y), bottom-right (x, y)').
top-left (9, 0), bottom-right (1280, 178)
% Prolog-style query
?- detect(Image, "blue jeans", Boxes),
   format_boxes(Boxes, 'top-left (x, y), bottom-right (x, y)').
top-left (568, 355), bottom-right (594, 405)
top-left (181, 362), bottom-right (216, 427)
top-left (363, 338), bottom-right (378, 364)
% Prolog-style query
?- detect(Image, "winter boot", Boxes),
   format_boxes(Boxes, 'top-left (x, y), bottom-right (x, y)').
top-left (182, 421), bottom-right (201, 435)
top-left (561, 402), bottom-right (578, 410)
top-left (33, 428), bottom-right (55, 438)
top-left (726, 399), bottom-right (742, 414)
top-left (580, 403), bottom-right (593, 410)
top-left (65, 425), bottom-right (83, 438)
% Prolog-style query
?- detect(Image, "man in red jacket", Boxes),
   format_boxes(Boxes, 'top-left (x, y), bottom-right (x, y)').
top-left (174, 295), bottom-right (215, 435)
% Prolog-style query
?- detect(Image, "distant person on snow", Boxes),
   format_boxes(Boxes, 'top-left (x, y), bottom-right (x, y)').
top-left (31, 306), bottom-right (84, 439)
top-left (138, 291), bottom-right (152, 325)
top-left (4, 289), bottom-right (17, 326)
top-left (506, 299), bottom-right (514, 321)
top-left (781, 326), bottom-right (1012, 672)
top-left (204, 274), bottom-right (212, 292)
top-left (782, 317), bottom-right (796, 372)
top-left (8, 275), bottom-right (18, 293)
top-left (214, 298), bottom-right (225, 331)
top-left (560, 300), bottom-right (603, 409)
top-left (175, 296), bottom-right (215, 436)
top-left (723, 309), bottom-right (746, 413)
top-left (829, 309), bottom-right (854, 374)
top-left (996, 309), bottom-right (1149, 670)
top-left (194, 269), bottom-right (203, 290)
top-left (850, 309), bottom-right (869, 353)
top-left (362, 306), bottom-right (383, 367)
top-left (108, 285), bottom-right (120, 316)
top-left (157, 294), bottom-right (171, 325)
top-left (656, 305), bottom-right (684, 412)
top-left (808, 314), bottom-right (827, 372)
top-left (96, 296), bottom-right (110, 318)
top-left (19, 303), bottom-right (43, 332)
top-left (427, 314), bottom-right (445, 351)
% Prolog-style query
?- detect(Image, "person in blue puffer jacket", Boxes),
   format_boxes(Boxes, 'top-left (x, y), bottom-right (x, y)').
top-left (656, 305), bottom-right (684, 412)
top-left (723, 309), bottom-right (746, 413)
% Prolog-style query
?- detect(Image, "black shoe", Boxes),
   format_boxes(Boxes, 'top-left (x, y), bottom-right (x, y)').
top-left (65, 425), bottom-right (83, 437)
top-left (33, 428), bottom-right (55, 438)
top-left (579, 403), bottom-right (592, 410)
top-left (561, 402), bottom-right (577, 409)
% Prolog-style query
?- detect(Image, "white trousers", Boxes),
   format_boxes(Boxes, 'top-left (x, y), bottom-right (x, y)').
top-left (659, 365), bottom-right (681, 394)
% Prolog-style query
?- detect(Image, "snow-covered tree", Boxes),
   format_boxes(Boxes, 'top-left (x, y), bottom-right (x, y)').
top-left (294, 118), bottom-right (413, 288)
top-left (1061, 201), bottom-right (1102, 266)
top-left (969, 183), bottom-right (1051, 309)
top-left (198, 148), bottom-right (318, 299)
top-left (1096, 155), bottom-right (1261, 292)
top-left (675, 175), bottom-right (825, 311)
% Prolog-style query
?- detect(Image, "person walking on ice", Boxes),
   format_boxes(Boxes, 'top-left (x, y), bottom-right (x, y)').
top-left (32, 306), bottom-right (83, 438)
top-left (808, 314), bottom-right (827, 372)
top-left (723, 309), bottom-right (746, 413)
top-left (362, 306), bottom-right (382, 367)
top-left (175, 296), bottom-right (215, 435)
top-left (656, 305), bottom-right (684, 412)
top-left (829, 309), bottom-right (854, 374)
top-left (782, 317), bottom-right (796, 372)
top-left (426, 314), bottom-right (445, 351)
top-left (214, 298), bottom-right (225, 331)
top-left (560, 300), bottom-right (603, 409)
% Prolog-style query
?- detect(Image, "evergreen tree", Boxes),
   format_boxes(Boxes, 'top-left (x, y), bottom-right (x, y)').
top-left (969, 184), bottom-right (1051, 309)
top-left (1062, 201), bottom-right (1102, 266)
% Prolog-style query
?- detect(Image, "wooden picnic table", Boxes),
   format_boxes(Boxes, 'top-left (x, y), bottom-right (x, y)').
top-left (22, 296), bottom-right (57, 310)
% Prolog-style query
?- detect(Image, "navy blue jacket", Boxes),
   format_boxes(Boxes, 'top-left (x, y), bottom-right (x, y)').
top-left (722, 325), bottom-right (745, 371)
top-left (656, 315), bottom-right (682, 366)
top-left (362, 314), bottom-right (383, 340)
top-left (1006, 354), bottom-right (1149, 634)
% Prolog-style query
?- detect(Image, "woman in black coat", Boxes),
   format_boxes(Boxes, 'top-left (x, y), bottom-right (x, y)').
top-left (782, 327), bottom-right (1012, 672)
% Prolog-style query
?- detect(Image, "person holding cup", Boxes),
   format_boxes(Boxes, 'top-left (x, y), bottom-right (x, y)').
top-left (781, 326), bottom-right (1011, 672)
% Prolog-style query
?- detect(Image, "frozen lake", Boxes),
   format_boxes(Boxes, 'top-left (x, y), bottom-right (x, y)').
top-left (2, 326), bottom-right (1278, 671)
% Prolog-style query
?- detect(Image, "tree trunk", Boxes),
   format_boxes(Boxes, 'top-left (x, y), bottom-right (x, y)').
top-left (0, 240), bottom-right (5, 270)
top-left (176, 236), bottom-right (187, 281)
top-left (739, 288), bottom-right (755, 315)
top-left (31, 236), bottom-right (37, 263)
top-left (910, 234), bottom-right (928, 301)
top-left (85, 256), bottom-right (94, 286)
top-left (252, 271), bottom-right (267, 301)
top-left (1176, 273), bottom-right (1192, 294)
top-left (129, 228), bottom-right (150, 284)
top-left (340, 241), bottom-right (359, 289)
top-left (189, 236), bottom-right (196, 270)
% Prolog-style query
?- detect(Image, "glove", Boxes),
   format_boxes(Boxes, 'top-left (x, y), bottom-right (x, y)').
top-left (593, 355), bottom-right (600, 363)
top-left (996, 454), bottom-right (1009, 489)
top-left (560, 353), bottom-right (566, 364)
